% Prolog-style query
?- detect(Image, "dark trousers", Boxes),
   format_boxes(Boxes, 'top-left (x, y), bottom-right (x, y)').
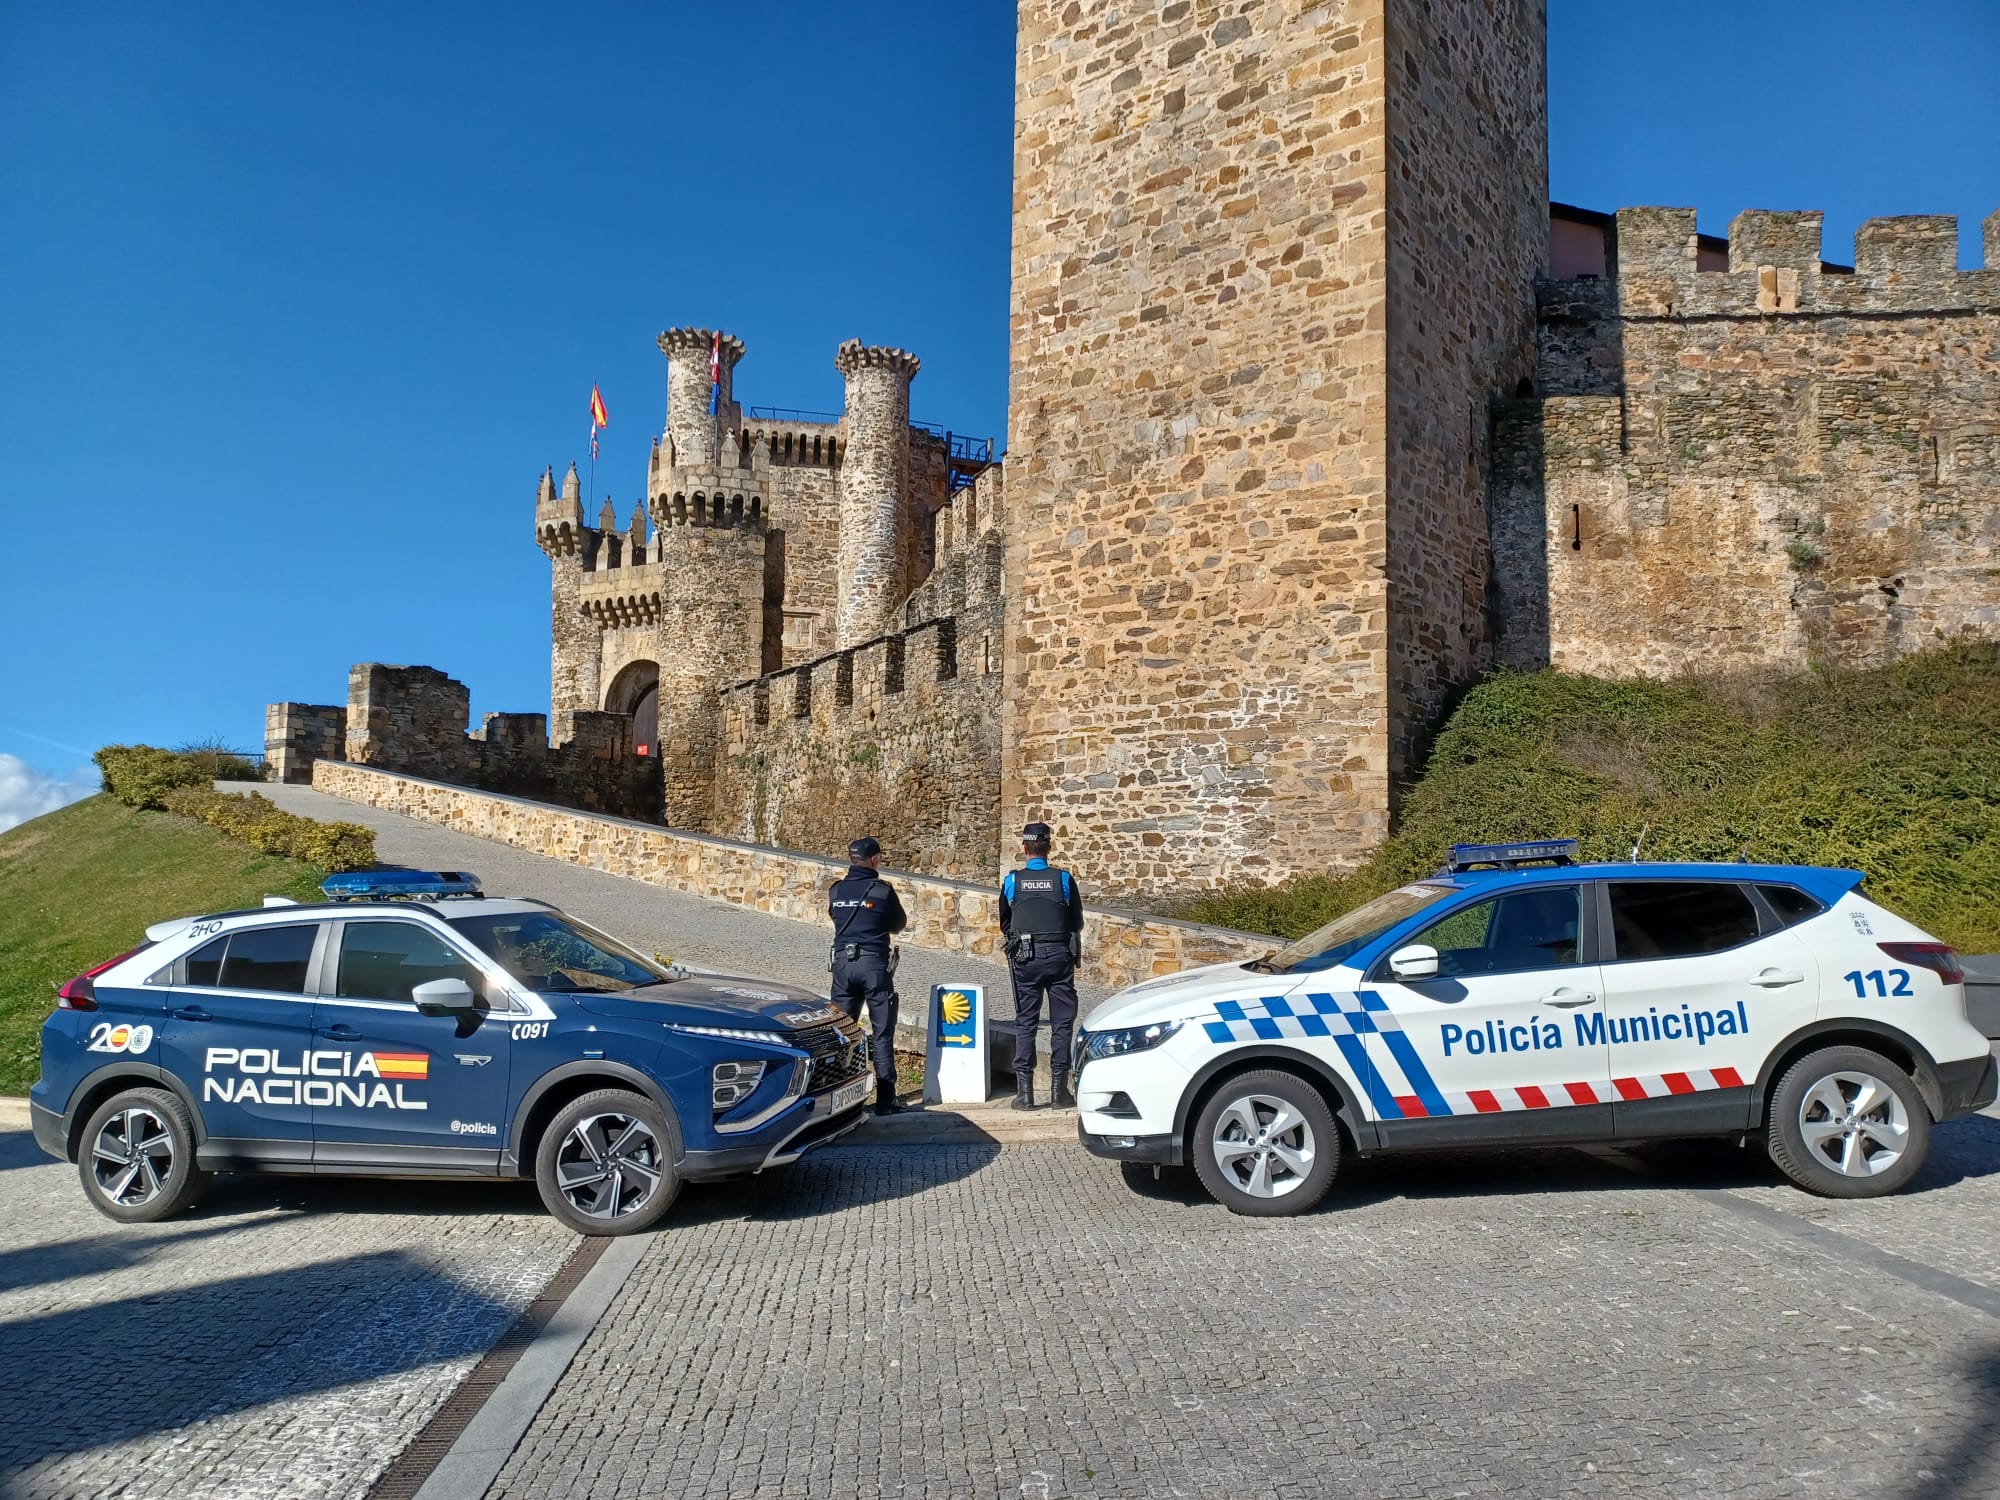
top-left (831, 948), bottom-right (898, 1082)
top-left (1009, 943), bottom-right (1078, 1077)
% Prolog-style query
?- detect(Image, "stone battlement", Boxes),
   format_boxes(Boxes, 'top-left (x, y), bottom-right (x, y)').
top-left (1547, 207), bottom-right (2000, 320)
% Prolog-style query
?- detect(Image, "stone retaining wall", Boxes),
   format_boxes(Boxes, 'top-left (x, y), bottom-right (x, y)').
top-left (310, 761), bottom-right (1269, 992)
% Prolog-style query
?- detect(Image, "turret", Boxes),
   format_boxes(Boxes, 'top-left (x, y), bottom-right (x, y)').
top-left (537, 463), bottom-right (598, 739)
top-left (657, 327), bottom-right (746, 468)
top-left (833, 340), bottom-right (920, 646)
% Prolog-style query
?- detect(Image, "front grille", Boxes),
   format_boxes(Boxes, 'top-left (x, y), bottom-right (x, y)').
top-left (795, 1019), bottom-right (869, 1095)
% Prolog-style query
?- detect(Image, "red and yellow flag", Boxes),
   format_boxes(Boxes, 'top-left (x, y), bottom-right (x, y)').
top-left (370, 1051), bottom-right (429, 1081)
top-left (590, 385), bottom-right (609, 431)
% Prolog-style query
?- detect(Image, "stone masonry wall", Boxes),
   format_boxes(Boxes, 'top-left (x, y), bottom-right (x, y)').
top-left (1383, 0), bottom-right (1546, 773)
top-left (715, 604), bottom-right (1005, 881)
top-left (1493, 207), bottom-right (2000, 675)
top-left (1009, 0), bottom-right (1399, 899)
top-left (265, 702), bottom-right (345, 785)
top-left (310, 759), bottom-right (1267, 993)
top-left (287, 663), bottom-right (659, 821)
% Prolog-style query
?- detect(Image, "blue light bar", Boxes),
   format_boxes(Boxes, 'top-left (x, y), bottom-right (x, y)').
top-left (1446, 839), bottom-right (1579, 873)
top-left (321, 870), bottom-right (483, 902)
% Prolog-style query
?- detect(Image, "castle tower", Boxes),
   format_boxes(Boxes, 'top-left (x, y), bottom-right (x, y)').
top-left (1005, 0), bottom-right (1547, 896)
top-left (536, 462), bottom-right (598, 740)
top-left (657, 327), bottom-right (746, 468)
top-left (650, 494), bottom-right (767, 827)
top-left (833, 340), bottom-right (919, 646)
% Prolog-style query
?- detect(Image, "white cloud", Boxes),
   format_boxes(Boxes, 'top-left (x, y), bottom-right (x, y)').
top-left (0, 754), bottom-right (98, 834)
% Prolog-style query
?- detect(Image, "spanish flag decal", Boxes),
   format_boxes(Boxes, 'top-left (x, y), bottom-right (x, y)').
top-left (370, 1051), bottom-right (430, 1081)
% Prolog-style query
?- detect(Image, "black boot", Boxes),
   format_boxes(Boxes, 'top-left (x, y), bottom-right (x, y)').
top-left (1051, 1069), bottom-right (1074, 1109)
top-left (873, 1079), bottom-right (906, 1116)
top-left (1012, 1064), bottom-right (1036, 1110)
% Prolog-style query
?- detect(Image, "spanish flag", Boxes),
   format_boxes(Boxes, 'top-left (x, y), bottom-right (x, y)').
top-left (370, 1051), bottom-right (429, 1081)
top-left (590, 384), bottom-right (609, 431)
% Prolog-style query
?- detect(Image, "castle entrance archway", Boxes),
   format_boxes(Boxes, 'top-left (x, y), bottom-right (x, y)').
top-left (604, 660), bottom-right (660, 757)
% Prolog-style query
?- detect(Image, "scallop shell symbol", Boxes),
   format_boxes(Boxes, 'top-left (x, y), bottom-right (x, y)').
top-left (941, 991), bottom-right (972, 1025)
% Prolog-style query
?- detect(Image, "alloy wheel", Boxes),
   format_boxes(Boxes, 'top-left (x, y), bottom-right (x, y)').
top-left (1798, 1070), bottom-right (1909, 1178)
top-left (1209, 1093), bottom-right (1316, 1199)
top-left (91, 1106), bottom-right (174, 1207)
top-left (554, 1111), bottom-right (665, 1221)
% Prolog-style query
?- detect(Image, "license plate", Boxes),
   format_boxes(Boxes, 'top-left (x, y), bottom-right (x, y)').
top-left (833, 1075), bottom-right (871, 1113)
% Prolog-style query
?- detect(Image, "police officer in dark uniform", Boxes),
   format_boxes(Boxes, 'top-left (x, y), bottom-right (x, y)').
top-left (999, 822), bottom-right (1085, 1110)
top-left (828, 836), bottom-right (908, 1116)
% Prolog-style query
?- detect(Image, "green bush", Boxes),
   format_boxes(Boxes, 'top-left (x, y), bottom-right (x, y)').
top-left (173, 737), bottom-right (263, 782)
top-left (1176, 643), bottom-right (2000, 953)
top-left (159, 787), bottom-right (375, 872)
top-left (93, 744), bottom-right (215, 809)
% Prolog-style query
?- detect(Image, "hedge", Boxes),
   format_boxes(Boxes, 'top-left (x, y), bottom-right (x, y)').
top-left (158, 787), bottom-right (375, 872)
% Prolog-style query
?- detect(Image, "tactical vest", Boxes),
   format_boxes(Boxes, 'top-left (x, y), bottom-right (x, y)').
top-left (1006, 866), bottom-right (1073, 937)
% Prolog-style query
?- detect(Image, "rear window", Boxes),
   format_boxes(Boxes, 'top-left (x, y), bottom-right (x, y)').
top-left (1608, 882), bottom-right (1760, 960)
top-left (181, 925), bottom-right (317, 994)
top-left (1756, 884), bottom-right (1825, 928)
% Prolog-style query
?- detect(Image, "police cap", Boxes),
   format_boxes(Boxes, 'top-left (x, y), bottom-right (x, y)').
top-left (848, 836), bottom-right (881, 860)
top-left (1020, 822), bottom-right (1052, 841)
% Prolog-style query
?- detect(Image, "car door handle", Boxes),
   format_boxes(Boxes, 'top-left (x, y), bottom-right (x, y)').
top-left (172, 1005), bottom-right (212, 1022)
top-left (319, 1023), bottom-right (364, 1041)
top-left (1749, 969), bottom-right (1805, 987)
top-left (1539, 988), bottom-right (1596, 1008)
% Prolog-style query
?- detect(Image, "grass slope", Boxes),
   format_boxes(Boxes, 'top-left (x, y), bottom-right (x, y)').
top-left (0, 795), bottom-right (327, 1095)
top-left (1182, 644), bottom-right (2000, 953)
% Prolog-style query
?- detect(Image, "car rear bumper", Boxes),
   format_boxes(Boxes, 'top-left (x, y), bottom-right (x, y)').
top-left (1936, 1050), bottom-right (1998, 1119)
top-left (29, 1100), bottom-right (66, 1162)
top-left (1077, 1119), bottom-right (1181, 1166)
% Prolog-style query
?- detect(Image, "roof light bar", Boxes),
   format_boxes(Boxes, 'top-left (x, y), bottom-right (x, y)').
top-left (1445, 839), bottom-right (1580, 873)
top-left (321, 870), bottom-right (484, 902)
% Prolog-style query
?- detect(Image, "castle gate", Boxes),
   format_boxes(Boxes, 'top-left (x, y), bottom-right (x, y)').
top-left (604, 659), bottom-right (660, 757)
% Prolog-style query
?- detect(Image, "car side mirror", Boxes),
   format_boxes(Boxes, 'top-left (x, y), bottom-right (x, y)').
top-left (1388, 944), bottom-right (1439, 981)
top-left (412, 978), bottom-right (480, 1016)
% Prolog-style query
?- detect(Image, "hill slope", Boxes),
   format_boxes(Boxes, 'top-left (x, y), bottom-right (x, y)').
top-left (1182, 643), bottom-right (2000, 952)
top-left (0, 795), bottom-right (327, 1094)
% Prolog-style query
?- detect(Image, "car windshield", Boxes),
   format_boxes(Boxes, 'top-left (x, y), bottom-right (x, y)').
top-left (1253, 883), bottom-right (1458, 974)
top-left (449, 911), bottom-right (671, 993)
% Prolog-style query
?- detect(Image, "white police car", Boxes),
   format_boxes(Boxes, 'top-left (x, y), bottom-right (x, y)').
top-left (1075, 842), bottom-right (1998, 1215)
top-left (30, 871), bottom-right (875, 1234)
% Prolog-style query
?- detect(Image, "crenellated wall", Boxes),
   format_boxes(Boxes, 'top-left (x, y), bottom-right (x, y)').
top-left (267, 663), bottom-right (659, 822)
top-left (1494, 207), bottom-right (2000, 676)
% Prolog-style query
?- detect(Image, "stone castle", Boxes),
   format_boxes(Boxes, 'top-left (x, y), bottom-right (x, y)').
top-left (270, 0), bottom-right (2000, 899)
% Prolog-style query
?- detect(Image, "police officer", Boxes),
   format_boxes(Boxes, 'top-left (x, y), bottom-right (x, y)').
top-left (828, 836), bottom-right (908, 1116)
top-left (999, 822), bottom-right (1085, 1110)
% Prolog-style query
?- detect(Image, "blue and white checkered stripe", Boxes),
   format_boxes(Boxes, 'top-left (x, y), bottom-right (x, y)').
top-left (1200, 990), bottom-right (1449, 1122)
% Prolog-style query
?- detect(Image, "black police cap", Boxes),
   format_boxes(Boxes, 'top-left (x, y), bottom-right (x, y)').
top-left (1020, 822), bottom-right (1052, 841)
top-left (849, 836), bottom-right (881, 860)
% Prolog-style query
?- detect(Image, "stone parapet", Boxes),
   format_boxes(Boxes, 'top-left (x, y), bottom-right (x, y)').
top-left (265, 702), bottom-right (345, 784)
top-left (310, 761), bottom-right (1268, 991)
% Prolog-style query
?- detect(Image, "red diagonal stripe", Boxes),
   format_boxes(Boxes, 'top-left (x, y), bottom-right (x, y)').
top-left (1614, 1076), bottom-right (1648, 1101)
top-left (1517, 1085), bottom-right (1550, 1109)
top-left (1564, 1081), bottom-right (1598, 1106)
top-left (1712, 1066), bottom-right (1744, 1088)
top-left (1467, 1089), bottom-right (1502, 1114)
top-left (1393, 1094), bottom-right (1428, 1118)
top-left (1662, 1072), bottom-right (1696, 1095)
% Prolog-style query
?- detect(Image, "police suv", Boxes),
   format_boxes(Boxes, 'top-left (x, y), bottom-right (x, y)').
top-left (30, 871), bottom-right (874, 1234)
top-left (1075, 842), bottom-right (1998, 1216)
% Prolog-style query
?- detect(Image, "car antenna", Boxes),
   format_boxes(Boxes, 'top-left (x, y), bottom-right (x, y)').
top-left (1629, 823), bottom-right (1648, 863)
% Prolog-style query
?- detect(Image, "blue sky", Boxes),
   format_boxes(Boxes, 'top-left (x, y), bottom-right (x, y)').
top-left (1, 1), bottom-right (1995, 825)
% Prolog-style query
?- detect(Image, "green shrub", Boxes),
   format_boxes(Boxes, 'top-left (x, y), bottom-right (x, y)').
top-left (159, 787), bottom-right (375, 872)
top-left (94, 744), bottom-right (214, 809)
top-left (173, 737), bottom-right (263, 782)
top-left (1175, 643), bottom-right (2000, 953)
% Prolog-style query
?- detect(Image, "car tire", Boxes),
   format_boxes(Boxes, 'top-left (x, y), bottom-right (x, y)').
top-left (1189, 1069), bottom-right (1340, 1217)
top-left (534, 1088), bottom-right (683, 1236)
top-left (77, 1087), bottom-right (208, 1224)
top-left (1766, 1045), bottom-right (1931, 1198)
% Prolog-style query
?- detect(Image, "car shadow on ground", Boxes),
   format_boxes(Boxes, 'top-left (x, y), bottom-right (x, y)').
top-left (0, 1249), bottom-right (519, 1484)
top-left (0, 1129), bottom-right (47, 1174)
top-left (659, 1141), bottom-right (1005, 1229)
top-left (1113, 1112), bottom-right (2000, 1214)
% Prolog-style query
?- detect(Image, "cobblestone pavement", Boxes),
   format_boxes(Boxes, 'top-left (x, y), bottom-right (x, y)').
top-left (489, 1096), bottom-right (2000, 1500)
top-left (0, 1129), bottom-right (571, 1500)
top-left (255, 782), bottom-right (1110, 1039)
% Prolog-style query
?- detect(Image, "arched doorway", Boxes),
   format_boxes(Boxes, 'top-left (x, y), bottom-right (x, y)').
top-left (604, 660), bottom-right (661, 757)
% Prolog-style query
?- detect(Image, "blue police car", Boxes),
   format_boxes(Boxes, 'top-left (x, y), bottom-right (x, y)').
top-left (1076, 841), bottom-right (1999, 1215)
top-left (30, 871), bottom-right (875, 1234)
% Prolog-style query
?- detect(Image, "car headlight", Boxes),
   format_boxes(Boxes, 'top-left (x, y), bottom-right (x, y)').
top-left (667, 1024), bottom-right (787, 1044)
top-left (712, 1059), bottom-right (767, 1111)
top-left (1084, 1019), bottom-right (1184, 1061)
